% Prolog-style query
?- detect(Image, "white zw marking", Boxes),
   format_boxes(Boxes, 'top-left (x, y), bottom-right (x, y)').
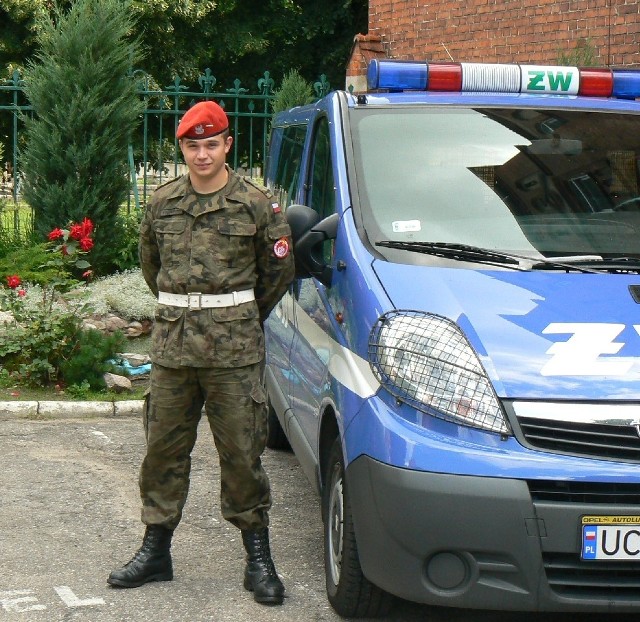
top-left (542, 323), bottom-right (635, 376)
top-left (53, 586), bottom-right (105, 607)
top-left (0, 590), bottom-right (46, 612)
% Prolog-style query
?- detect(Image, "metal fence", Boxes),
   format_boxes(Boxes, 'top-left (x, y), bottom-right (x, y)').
top-left (0, 67), bottom-right (331, 212)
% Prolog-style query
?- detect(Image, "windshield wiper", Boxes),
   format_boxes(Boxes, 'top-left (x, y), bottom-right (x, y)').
top-left (535, 256), bottom-right (640, 273)
top-left (376, 241), bottom-right (606, 273)
top-left (375, 240), bottom-right (524, 268)
top-left (530, 255), bottom-right (604, 273)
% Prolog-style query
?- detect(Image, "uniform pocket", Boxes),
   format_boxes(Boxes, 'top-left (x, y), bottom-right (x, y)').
top-left (218, 220), bottom-right (257, 237)
top-left (214, 219), bottom-right (257, 264)
top-left (250, 379), bottom-right (268, 453)
top-left (152, 305), bottom-right (184, 358)
top-left (267, 222), bottom-right (292, 240)
top-left (154, 214), bottom-right (186, 259)
top-left (206, 303), bottom-right (264, 366)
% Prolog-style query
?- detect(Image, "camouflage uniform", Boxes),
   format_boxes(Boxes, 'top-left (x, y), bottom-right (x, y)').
top-left (138, 166), bottom-right (294, 531)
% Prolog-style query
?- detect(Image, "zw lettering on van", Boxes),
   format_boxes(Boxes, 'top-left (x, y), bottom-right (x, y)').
top-left (542, 323), bottom-right (640, 376)
top-left (522, 67), bottom-right (579, 94)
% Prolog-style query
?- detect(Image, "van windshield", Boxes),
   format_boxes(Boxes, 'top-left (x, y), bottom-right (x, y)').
top-left (350, 106), bottom-right (640, 261)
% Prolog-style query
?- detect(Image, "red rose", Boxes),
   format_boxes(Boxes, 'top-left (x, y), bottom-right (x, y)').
top-left (17, 289), bottom-right (26, 297)
top-left (80, 217), bottom-right (94, 237)
top-left (6, 275), bottom-right (21, 289)
top-left (79, 237), bottom-right (94, 252)
top-left (69, 223), bottom-right (84, 240)
top-left (82, 270), bottom-right (93, 280)
top-left (48, 228), bottom-right (65, 241)
top-left (70, 217), bottom-right (94, 240)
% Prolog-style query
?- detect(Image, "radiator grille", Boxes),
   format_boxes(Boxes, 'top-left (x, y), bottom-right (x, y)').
top-left (527, 479), bottom-right (640, 504)
top-left (518, 416), bottom-right (640, 462)
top-left (544, 553), bottom-right (640, 599)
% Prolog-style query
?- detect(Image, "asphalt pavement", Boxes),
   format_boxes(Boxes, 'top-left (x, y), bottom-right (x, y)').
top-left (0, 405), bottom-right (634, 622)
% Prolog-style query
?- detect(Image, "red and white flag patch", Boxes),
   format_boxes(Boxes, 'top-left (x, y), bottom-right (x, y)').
top-left (271, 202), bottom-right (281, 214)
top-left (273, 237), bottom-right (290, 259)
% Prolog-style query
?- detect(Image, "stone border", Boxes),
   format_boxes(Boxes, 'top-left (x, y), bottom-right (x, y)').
top-left (0, 400), bottom-right (143, 420)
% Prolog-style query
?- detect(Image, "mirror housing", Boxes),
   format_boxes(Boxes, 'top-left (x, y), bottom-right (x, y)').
top-left (286, 204), bottom-right (339, 287)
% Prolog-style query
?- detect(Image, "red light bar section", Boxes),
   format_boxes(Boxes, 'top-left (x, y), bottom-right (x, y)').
top-left (427, 63), bottom-right (463, 91)
top-left (578, 68), bottom-right (613, 97)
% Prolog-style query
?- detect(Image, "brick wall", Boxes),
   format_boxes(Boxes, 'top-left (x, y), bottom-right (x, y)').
top-left (367, 0), bottom-right (640, 68)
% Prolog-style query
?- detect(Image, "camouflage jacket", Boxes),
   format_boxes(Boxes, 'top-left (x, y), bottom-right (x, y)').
top-left (139, 167), bottom-right (295, 368)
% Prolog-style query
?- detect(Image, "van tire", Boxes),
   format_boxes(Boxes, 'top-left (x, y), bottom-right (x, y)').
top-left (265, 396), bottom-right (290, 450)
top-left (322, 438), bottom-right (393, 618)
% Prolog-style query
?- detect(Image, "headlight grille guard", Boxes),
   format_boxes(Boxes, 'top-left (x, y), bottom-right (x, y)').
top-left (368, 310), bottom-right (510, 434)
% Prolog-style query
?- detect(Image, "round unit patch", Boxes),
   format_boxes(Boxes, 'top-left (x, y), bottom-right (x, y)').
top-left (273, 237), bottom-right (290, 259)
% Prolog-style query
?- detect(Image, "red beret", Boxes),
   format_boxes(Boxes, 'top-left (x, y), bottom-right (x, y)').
top-left (176, 101), bottom-right (229, 139)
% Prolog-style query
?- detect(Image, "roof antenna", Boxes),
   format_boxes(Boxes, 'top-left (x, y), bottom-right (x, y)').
top-left (441, 43), bottom-right (455, 61)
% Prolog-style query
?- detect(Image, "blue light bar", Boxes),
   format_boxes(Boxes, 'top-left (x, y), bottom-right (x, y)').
top-left (612, 70), bottom-right (640, 99)
top-left (367, 59), bottom-right (427, 91)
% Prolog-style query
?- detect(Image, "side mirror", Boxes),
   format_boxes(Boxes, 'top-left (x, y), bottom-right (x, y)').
top-left (286, 205), bottom-right (339, 287)
top-left (286, 204), bottom-right (320, 244)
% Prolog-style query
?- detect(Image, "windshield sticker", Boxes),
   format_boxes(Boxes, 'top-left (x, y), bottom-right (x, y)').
top-left (392, 220), bottom-right (421, 233)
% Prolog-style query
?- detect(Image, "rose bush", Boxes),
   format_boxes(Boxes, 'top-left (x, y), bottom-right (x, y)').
top-left (0, 218), bottom-right (124, 388)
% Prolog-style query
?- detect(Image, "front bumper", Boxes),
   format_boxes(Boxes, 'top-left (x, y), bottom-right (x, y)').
top-left (347, 455), bottom-right (640, 611)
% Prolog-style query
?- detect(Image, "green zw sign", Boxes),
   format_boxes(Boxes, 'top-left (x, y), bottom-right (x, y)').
top-left (522, 65), bottom-right (579, 95)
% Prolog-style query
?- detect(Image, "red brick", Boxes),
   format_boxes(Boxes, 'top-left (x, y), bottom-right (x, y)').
top-left (364, 0), bottom-right (637, 67)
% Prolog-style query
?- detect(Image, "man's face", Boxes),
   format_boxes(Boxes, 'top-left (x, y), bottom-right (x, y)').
top-left (179, 133), bottom-right (233, 187)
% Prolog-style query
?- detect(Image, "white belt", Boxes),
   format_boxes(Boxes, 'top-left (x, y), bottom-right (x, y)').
top-left (158, 289), bottom-right (255, 310)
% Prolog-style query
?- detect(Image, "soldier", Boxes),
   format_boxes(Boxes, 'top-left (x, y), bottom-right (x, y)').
top-left (107, 100), bottom-right (295, 606)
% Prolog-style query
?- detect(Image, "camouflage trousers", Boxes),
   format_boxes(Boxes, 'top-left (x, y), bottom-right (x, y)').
top-left (139, 362), bottom-right (272, 531)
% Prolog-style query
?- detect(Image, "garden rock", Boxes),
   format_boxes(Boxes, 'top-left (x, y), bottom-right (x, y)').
top-left (120, 352), bottom-right (151, 367)
top-left (83, 312), bottom-right (153, 337)
top-left (104, 372), bottom-right (132, 393)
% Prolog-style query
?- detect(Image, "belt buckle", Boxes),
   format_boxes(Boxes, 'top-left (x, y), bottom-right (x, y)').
top-left (187, 292), bottom-right (202, 310)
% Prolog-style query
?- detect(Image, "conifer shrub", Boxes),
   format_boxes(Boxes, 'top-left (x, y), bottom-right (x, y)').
top-left (271, 69), bottom-right (316, 116)
top-left (21, 0), bottom-right (143, 275)
top-left (59, 327), bottom-right (125, 390)
top-left (0, 244), bottom-right (60, 286)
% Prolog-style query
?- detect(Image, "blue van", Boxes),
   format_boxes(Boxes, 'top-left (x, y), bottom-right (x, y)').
top-left (263, 60), bottom-right (640, 617)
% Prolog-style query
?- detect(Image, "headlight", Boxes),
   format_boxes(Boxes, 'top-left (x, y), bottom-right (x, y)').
top-left (368, 311), bottom-right (510, 434)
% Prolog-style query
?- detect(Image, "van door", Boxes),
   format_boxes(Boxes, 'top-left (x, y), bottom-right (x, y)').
top-left (289, 114), bottom-right (336, 447)
top-left (264, 124), bottom-right (307, 411)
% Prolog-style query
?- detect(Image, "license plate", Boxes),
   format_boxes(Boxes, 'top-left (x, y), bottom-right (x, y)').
top-left (581, 515), bottom-right (640, 561)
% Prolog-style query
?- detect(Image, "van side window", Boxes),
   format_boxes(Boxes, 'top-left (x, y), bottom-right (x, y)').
top-left (272, 124), bottom-right (306, 207)
top-left (307, 117), bottom-right (335, 221)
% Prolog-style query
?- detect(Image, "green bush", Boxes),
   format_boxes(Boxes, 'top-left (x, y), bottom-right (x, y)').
top-left (558, 38), bottom-right (599, 67)
top-left (0, 243), bottom-right (61, 285)
top-left (110, 209), bottom-right (142, 272)
top-left (59, 327), bottom-right (125, 390)
top-left (0, 204), bottom-right (35, 260)
top-left (271, 69), bottom-right (316, 116)
top-left (0, 299), bottom-right (83, 387)
top-left (0, 222), bottom-right (103, 388)
top-left (21, 0), bottom-right (143, 275)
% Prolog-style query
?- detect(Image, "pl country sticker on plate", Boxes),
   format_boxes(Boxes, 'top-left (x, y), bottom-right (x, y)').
top-left (581, 515), bottom-right (640, 561)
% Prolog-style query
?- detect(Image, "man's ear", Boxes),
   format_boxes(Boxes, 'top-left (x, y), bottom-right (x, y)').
top-left (225, 135), bottom-right (233, 153)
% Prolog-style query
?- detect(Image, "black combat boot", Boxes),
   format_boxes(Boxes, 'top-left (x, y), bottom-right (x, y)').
top-left (107, 525), bottom-right (173, 588)
top-left (241, 529), bottom-right (285, 605)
